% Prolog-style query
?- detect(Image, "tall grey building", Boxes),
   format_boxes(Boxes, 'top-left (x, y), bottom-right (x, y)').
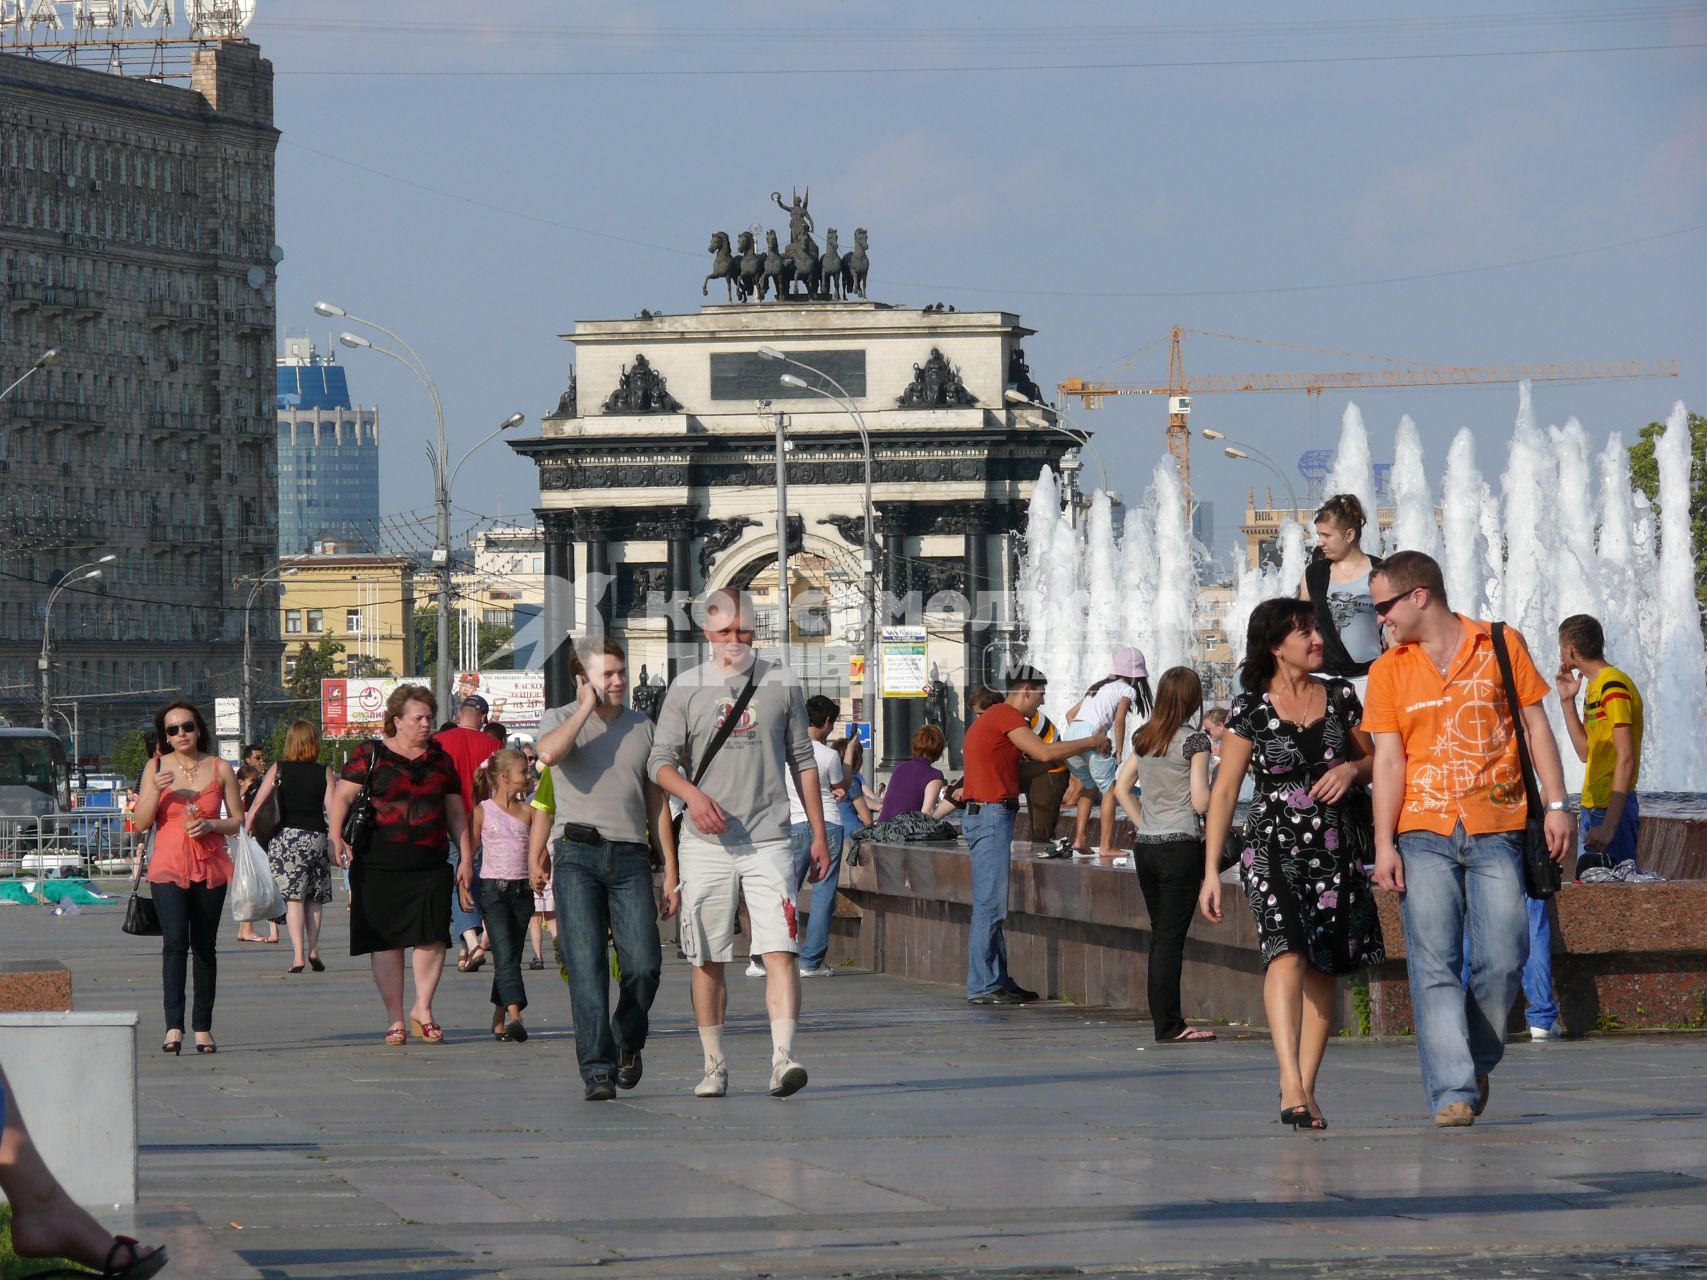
top-left (0, 39), bottom-right (281, 759)
top-left (276, 337), bottom-right (380, 556)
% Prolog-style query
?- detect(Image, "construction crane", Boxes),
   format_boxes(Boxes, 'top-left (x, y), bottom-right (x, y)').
top-left (1058, 326), bottom-right (1679, 494)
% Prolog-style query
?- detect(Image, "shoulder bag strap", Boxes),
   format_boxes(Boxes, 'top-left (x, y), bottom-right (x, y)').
top-left (690, 665), bottom-right (760, 788)
top-left (1490, 623), bottom-right (1543, 819)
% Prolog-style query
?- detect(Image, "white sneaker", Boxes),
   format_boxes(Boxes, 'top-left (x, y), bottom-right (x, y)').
top-left (1529, 1024), bottom-right (1562, 1041)
top-left (744, 958), bottom-right (766, 978)
top-left (769, 1057), bottom-right (808, 1098)
top-left (798, 962), bottom-right (836, 977)
top-left (694, 1061), bottom-right (728, 1097)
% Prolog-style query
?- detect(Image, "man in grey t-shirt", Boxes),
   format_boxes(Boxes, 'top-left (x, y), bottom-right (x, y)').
top-left (649, 588), bottom-right (829, 1099)
top-left (534, 635), bottom-right (677, 1102)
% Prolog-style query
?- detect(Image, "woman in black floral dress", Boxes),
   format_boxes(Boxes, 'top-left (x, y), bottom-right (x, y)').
top-left (1200, 597), bottom-right (1384, 1130)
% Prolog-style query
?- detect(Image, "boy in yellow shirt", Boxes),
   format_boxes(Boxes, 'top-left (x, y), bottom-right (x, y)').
top-left (1555, 614), bottom-right (1644, 873)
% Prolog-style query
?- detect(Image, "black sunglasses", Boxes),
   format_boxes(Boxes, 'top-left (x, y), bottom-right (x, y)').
top-left (1372, 589), bottom-right (1419, 618)
top-left (164, 721), bottom-right (198, 736)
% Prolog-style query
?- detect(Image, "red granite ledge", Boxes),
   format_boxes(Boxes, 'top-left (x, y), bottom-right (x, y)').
top-left (0, 960), bottom-right (73, 1013)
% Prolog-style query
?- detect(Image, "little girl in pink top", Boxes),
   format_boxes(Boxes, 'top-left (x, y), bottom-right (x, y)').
top-left (470, 749), bottom-right (537, 1042)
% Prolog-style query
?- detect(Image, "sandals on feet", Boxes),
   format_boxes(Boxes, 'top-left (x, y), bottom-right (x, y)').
top-left (384, 1023), bottom-right (407, 1046)
top-left (1168, 1027), bottom-right (1217, 1042)
top-left (409, 1017), bottom-right (445, 1043)
top-left (28, 1235), bottom-right (169, 1279)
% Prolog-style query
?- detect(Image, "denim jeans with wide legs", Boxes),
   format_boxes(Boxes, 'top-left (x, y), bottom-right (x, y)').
top-left (789, 820), bottom-right (845, 969)
top-left (478, 878), bottom-right (535, 1013)
top-left (154, 879), bottom-right (228, 1034)
top-left (553, 837), bottom-right (662, 1085)
top-left (1398, 823), bottom-right (1528, 1116)
top-left (963, 805), bottom-right (1018, 998)
top-left (1460, 896), bottom-right (1557, 1031)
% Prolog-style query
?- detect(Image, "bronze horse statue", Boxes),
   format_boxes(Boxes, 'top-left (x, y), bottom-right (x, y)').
top-left (736, 230), bottom-right (764, 301)
top-left (820, 228), bottom-right (851, 301)
top-left (761, 228), bottom-right (791, 301)
top-left (786, 234), bottom-right (820, 300)
top-left (848, 228), bottom-right (870, 300)
top-left (702, 231), bottom-right (742, 301)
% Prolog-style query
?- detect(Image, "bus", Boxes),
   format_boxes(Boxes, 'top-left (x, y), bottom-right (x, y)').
top-left (0, 728), bottom-right (77, 875)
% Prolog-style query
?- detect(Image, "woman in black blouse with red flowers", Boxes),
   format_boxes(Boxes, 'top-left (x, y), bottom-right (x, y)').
top-left (328, 684), bottom-right (475, 1045)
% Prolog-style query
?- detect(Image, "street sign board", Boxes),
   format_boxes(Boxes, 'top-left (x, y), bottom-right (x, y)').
top-left (214, 697), bottom-right (240, 737)
top-left (880, 625), bottom-right (928, 698)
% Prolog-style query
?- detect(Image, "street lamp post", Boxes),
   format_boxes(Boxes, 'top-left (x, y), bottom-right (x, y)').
top-left (40, 556), bottom-right (115, 734)
top-left (241, 566), bottom-right (298, 745)
top-left (1003, 390), bottom-right (1112, 494)
top-left (1201, 429), bottom-right (1301, 517)
top-left (1, 348), bottom-right (59, 403)
top-left (761, 350), bottom-right (878, 743)
top-left (320, 300), bottom-right (521, 716)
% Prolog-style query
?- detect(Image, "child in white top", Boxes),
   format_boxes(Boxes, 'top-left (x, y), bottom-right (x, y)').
top-left (1060, 646), bottom-right (1153, 857)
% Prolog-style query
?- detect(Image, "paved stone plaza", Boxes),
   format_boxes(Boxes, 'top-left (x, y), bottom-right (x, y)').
top-left (8, 895), bottom-right (1707, 1279)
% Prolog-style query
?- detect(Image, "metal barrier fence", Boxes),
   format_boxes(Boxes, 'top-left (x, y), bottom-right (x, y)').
top-left (0, 812), bottom-right (141, 880)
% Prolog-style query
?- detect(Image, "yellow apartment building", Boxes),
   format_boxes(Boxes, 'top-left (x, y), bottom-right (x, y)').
top-left (278, 554), bottom-right (416, 682)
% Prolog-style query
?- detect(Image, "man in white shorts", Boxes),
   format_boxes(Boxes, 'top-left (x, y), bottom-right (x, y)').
top-left (649, 588), bottom-right (830, 1098)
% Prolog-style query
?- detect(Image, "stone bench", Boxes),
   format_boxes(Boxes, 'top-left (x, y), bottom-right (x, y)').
top-left (815, 840), bottom-right (1707, 1037)
top-left (0, 1011), bottom-right (139, 1206)
top-left (0, 959), bottom-right (73, 1013)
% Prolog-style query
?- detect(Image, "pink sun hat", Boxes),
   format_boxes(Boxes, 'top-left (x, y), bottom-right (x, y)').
top-left (1113, 645), bottom-right (1148, 680)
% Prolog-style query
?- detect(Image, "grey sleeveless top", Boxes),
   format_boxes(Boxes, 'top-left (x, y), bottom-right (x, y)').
top-left (1131, 724), bottom-right (1212, 842)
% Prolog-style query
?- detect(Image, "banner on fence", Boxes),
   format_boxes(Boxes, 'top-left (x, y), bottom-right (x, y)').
top-left (321, 671), bottom-right (548, 735)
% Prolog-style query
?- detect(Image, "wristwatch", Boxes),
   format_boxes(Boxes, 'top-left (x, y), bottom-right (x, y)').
top-left (1544, 800), bottom-right (1567, 813)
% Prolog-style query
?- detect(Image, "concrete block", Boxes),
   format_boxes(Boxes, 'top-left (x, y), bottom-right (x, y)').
top-left (0, 1012), bottom-right (138, 1207)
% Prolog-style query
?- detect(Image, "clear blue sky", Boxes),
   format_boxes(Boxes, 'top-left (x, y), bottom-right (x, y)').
top-left (255, 1), bottom-right (1707, 561)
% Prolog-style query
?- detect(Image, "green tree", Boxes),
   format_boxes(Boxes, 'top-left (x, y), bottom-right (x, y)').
top-left (412, 606), bottom-right (515, 675)
top-left (283, 637), bottom-right (346, 727)
top-left (112, 728), bottom-right (150, 781)
top-left (1627, 410), bottom-right (1707, 610)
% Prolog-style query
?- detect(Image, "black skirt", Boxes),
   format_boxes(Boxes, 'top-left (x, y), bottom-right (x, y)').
top-left (349, 839), bottom-right (452, 956)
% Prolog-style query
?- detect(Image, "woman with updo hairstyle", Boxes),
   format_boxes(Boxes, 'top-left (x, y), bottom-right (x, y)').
top-left (1299, 493), bottom-right (1384, 698)
top-left (1199, 598), bottom-right (1384, 1131)
top-left (327, 683), bottom-right (474, 1046)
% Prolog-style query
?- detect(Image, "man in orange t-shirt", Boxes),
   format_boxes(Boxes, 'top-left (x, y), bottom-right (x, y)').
top-left (960, 666), bottom-right (1110, 1005)
top-left (1363, 551), bottom-right (1573, 1129)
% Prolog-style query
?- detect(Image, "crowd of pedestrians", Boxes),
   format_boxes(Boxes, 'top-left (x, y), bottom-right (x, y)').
top-left (114, 509), bottom-right (1652, 1133)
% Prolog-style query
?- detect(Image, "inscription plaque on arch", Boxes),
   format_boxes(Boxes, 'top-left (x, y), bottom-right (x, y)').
top-left (710, 350), bottom-right (866, 401)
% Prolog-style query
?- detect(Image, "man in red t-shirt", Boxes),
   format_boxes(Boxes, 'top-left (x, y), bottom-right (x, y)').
top-left (434, 695), bottom-right (500, 964)
top-left (961, 666), bottom-right (1111, 1005)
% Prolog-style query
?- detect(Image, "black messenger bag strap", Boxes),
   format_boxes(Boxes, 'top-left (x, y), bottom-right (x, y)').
top-left (1490, 624), bottom-right (1543, 821)
top-left (690, 664), bottom-right (760, 788)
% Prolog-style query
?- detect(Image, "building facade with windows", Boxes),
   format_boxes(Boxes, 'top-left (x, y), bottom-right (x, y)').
top-left (276, 336), bottom-right (380, 556)
top-left (278, 553), bottom-right (414, 683)
top-left (0, 40), bottom-right (281, 760)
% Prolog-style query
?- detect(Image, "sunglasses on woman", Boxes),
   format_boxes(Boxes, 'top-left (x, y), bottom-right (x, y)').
top-left (164, 721), bottom-right (198, 737)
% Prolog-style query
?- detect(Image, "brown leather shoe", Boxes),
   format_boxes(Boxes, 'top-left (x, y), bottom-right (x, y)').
top-left (1434, 1102), bottom-right (1475, 1128)
top-left (1472, 1075), bottom-right (1491, 1116)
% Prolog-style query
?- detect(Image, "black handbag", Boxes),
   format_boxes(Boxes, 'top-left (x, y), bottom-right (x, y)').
top-left (670, 665), bottom-right (760, 846)
top-left (340, 740), bottom-right (381, 854)
top-left (1491, 623), bottom-right (1564, 899)
top-left (121, 832), bottom-right (161, 937)
top-left (249, 765), bottom-right (283, 847)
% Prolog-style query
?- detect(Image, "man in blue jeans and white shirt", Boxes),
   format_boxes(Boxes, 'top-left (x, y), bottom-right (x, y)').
top-left (1365, 552), bottom-right (1573, 1128)
top-left (792, 696), bottom-right (846, 977)
top-left (533, 635), bottom-right (677, 1102)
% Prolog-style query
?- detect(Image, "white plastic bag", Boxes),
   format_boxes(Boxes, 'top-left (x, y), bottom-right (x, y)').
top-left (228, 830), bottom-right (283, 923)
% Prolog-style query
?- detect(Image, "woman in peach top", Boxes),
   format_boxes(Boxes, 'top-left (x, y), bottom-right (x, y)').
top-left (131, 701), bottom-right (244, 1055)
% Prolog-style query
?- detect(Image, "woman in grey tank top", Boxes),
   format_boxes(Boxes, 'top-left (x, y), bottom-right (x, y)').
top-left (1300, 493), bottom-right (1383, 695)
top-left (1110, 668), bottom-right (1215, 1044)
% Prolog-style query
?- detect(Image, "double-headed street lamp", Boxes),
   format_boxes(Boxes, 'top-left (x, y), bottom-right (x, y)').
top-left (2, 348), bottom-right (60, 404)
top-left (40, 555), bottom-right (116, 734)
top-left (1201, 428), bottom-right (1301, 518)
top-left (318, 300), bottom-right (521, 715)
top-left (1003, 390), bottom-right (1112, 496)
top-left (755, 346), bottom-right (877, 742)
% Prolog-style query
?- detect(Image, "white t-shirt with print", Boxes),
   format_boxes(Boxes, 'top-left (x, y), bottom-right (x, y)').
top-left (788, 737), bottom-right (844, 826)
top-left (1072, 679), bottom-right (1136, 733)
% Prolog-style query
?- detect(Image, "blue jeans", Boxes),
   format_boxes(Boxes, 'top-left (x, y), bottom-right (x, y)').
top-left (789, 821), bottom-right (845, 969)
top-left (963, 804), bottom-right (1018, 997)
top-left (1577, 794), bottom-right (1641, 872)
top-left (552, 837), bottom-right (662, 1086)
top-left (1460, 896), bottom-right (1557, 1030)
top-left (1399, 823), bottom-right (1529, 1116)
top-left (450, 840), bottom-right (482, 939)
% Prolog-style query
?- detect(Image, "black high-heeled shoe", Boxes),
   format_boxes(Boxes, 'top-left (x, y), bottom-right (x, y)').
top-left (161, 1038), bottom-right (181, 1056)
top-left (194, 1039), bottom-right (217, 1054)
top-left (1280, 1104), bottom-right (1325, 1130)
